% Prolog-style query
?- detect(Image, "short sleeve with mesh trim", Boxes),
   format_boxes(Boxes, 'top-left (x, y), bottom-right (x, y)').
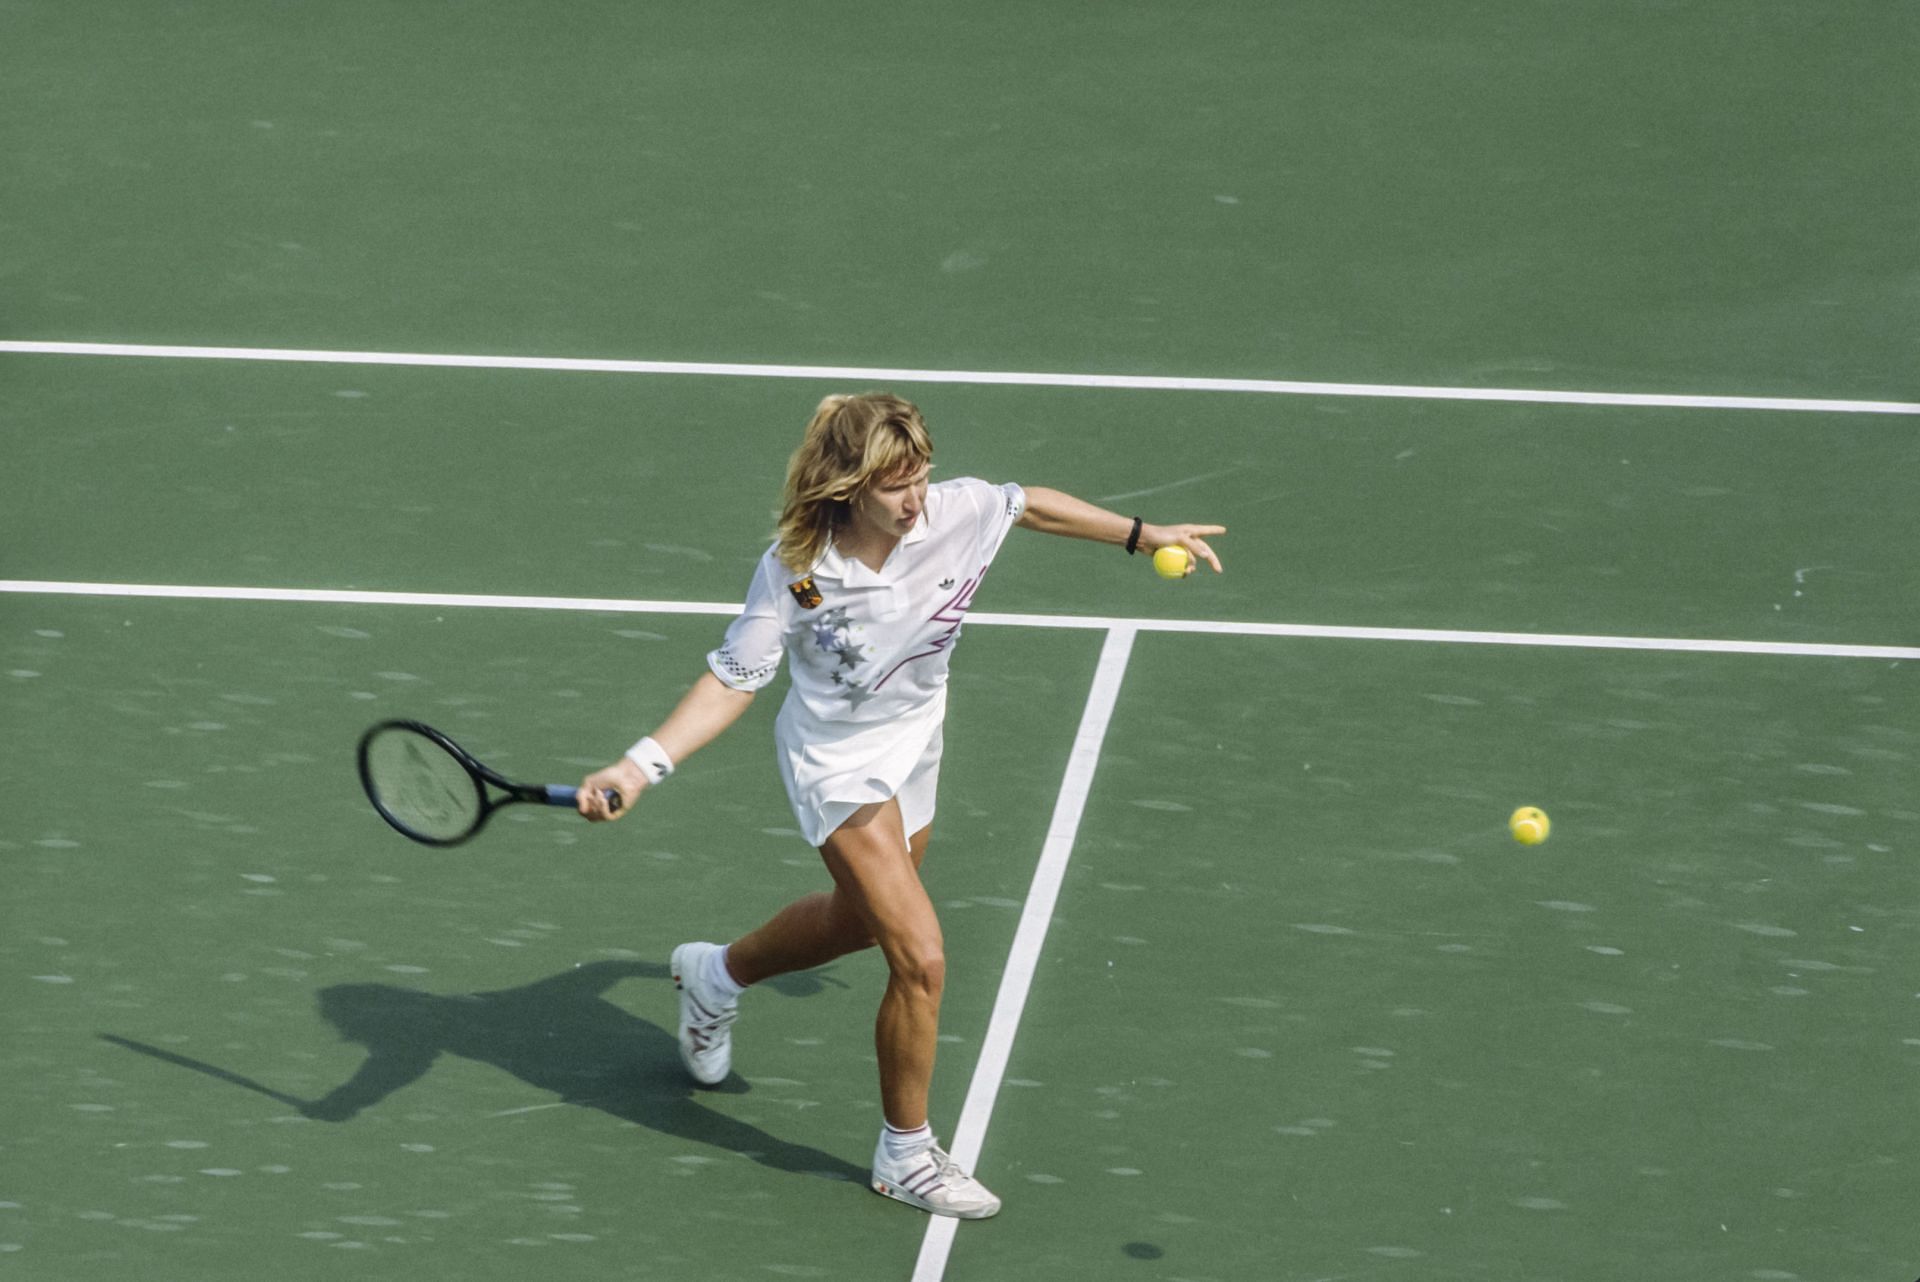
top-left (706, 552), bottom-right (789, 692)
top-left (948, 477), bottom-right (1026, 562)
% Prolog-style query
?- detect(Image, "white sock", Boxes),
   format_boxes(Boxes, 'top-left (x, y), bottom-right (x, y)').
top-left (881, 1122), bottom-right (934, 1162)
top-left (704, 945), bottom-right (745, 1001)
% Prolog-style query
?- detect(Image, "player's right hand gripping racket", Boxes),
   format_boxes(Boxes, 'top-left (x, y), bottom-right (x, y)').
top-left (356, 720), bottom-right (620, 847)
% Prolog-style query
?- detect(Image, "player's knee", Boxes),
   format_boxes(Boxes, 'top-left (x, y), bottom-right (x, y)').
top-left (890, 943), bottom-right (945, 1000)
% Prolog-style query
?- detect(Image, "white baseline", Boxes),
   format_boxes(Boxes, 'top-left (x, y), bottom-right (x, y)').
top-left (0, 580), bottom-right (1914, 661)
top-left (2, 340), bottom-right (1916, 415)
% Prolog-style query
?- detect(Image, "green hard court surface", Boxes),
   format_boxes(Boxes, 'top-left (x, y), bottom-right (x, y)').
top-left (4, 2), bottom-right (1917, 1280)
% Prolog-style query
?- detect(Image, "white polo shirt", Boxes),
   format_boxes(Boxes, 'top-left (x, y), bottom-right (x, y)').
top-left (708, 477), bottom-right (1027, 843)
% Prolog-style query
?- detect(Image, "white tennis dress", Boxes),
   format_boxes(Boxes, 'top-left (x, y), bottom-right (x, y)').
top-left (707, 478), bottom-right (1027, 846)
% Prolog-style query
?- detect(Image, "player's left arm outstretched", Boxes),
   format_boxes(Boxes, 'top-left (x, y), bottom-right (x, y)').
top-left (1015, 485), bottom-right (1225, 576)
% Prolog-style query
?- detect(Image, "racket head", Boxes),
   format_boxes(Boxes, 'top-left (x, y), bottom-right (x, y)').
top-left (357, 720), bottom-right (490, 846)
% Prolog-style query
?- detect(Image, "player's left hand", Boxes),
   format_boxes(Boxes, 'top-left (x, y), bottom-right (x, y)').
top-left (1143, 523), bottom-right (1226, 574)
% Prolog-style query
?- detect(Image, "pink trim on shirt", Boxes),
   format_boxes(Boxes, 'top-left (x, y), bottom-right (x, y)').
top-left (871, 566), bottom-right (987, 693)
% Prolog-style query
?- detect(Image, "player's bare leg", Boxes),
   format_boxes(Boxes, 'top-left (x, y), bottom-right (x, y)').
top-left (725, 821), bottom-right (930, 985)
top-left (801, 801), bottom-right (998, 1217)
top-left (804, 800), bottom-right (941, 1127)
top-left (674, 819), bottom-right (927, 1086)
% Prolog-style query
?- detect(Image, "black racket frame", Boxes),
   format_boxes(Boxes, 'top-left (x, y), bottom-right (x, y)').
top-left (356, 718), bottom-right (615, 847)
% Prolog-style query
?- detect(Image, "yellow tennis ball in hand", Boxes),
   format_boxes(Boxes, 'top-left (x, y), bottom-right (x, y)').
top-left (1510, 806), bottom-right (1551, 845)
top-left (1152, 545), bottom-right (1190, 579)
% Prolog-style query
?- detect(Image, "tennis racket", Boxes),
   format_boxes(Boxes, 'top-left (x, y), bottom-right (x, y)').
top-left (356, 719), bottom-right (620, 847)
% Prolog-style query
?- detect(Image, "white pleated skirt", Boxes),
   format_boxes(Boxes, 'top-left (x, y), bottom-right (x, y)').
top-left (774, 690), bottom-right (946, 848)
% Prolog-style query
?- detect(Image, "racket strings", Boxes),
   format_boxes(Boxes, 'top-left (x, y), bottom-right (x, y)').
top-left (364, 729), bottom-right (482, 842)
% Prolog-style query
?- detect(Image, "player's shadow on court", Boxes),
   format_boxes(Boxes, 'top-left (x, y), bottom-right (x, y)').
top-left (102, 959), bottom-right (864, 1183)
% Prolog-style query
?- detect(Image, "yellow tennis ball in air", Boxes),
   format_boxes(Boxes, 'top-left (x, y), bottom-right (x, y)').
top-left (1152, 545), bottom-right (1190, 579)
top-left (1510, 806), bottom-right (1551, 845)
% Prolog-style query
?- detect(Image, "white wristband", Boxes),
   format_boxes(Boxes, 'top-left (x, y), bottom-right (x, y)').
top-left (624, 736), bottom-right (675, 785)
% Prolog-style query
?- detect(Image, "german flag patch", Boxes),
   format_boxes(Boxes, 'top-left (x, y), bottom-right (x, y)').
top-left (787, 577), bottom-right (823, 609)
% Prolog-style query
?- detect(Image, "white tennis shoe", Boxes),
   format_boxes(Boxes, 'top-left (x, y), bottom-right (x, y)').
top-left (670, 941), bottom-right (737, 1086)
top-left (871, 1140), bottom-right (1002, 1219)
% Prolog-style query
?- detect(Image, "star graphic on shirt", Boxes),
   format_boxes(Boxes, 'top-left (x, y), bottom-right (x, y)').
top-left (812, 606), bottom-right (868, 687)
top-left (812, 607), bottom-right (853, 652)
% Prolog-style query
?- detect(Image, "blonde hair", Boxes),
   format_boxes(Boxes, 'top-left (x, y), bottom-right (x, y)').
top-left (775, 393), bottom-right (933, 573)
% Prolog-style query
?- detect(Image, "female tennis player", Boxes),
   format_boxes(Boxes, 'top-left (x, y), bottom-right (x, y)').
top-left (577, 392), bottom-right (1223, 1219)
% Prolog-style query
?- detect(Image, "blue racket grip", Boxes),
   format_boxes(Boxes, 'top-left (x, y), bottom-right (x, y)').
top-left (545, 785), bottom-right (624, 813)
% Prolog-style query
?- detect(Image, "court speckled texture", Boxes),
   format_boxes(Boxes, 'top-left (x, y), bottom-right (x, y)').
top-left (4, 2), bottom-right (1916, 1278)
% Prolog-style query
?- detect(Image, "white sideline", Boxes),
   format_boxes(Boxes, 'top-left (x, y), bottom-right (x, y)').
top-left (2, 339), bottom-right (1917, 414)
top-left (911, 624), bottom-right (1137, 1281)
top-left (1, 580), bottom-right (1914, 661)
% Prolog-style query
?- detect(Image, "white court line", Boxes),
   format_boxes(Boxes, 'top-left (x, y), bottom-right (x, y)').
top-left (911, 624), bottom-right (1137, 1282)
top-left (3, 339), bottom-right (1917, 415)
top-left (2, 580), bottom-right (1915, 661)
top-left (0, 579), bottom-right (740, 618)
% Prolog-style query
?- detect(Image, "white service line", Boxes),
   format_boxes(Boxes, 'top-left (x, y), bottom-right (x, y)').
top-left (912, 624), bottom-right (1137, 1282)
top-left (1105, 617), bottom-right (1920, 661)
top-left (3, 580), bottom-right (1914, 661)
top-left (3, 339), bottom-right (1916, 415)
top-left (0, 579), bottom-right (740, 618)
